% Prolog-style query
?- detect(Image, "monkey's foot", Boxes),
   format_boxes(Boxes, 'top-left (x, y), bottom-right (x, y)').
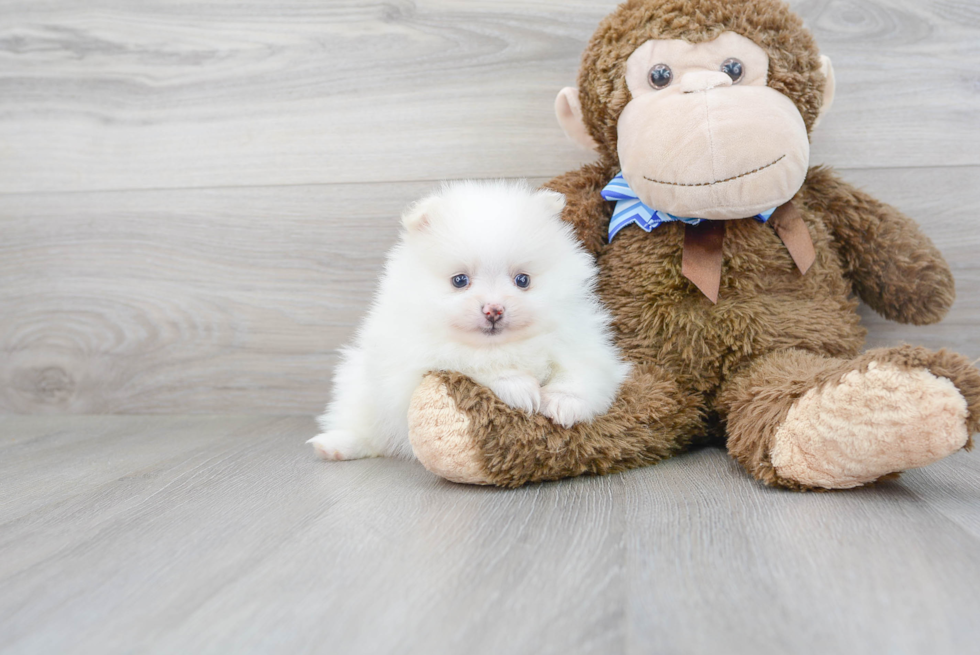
top-left (408, 374), bottom-right (491, 485)
top-left (771, 362), bottom-right (969, 489)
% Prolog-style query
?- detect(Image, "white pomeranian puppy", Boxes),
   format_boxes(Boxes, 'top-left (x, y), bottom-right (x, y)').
top-left (308, 180), bottom-right (630, 461)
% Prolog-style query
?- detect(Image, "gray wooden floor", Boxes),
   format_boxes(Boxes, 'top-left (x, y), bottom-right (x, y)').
top-left (2, 0), bottom-right (980, 653)
top-left (2, 416), bottom-right (980, 654)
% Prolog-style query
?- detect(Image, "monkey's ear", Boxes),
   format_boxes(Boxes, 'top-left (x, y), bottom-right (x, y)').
top-left (535, 189), bottom-right (567, 217)
top-left (401, 196), bottom-right (438, 232)
top-left (813, 55), bottom-right (836, 130)
top-left (555, 87), bottom-right (600, 151)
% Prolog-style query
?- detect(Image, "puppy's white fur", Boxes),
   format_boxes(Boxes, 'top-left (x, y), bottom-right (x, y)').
top-left (309, 180), bottom-right (630, 460)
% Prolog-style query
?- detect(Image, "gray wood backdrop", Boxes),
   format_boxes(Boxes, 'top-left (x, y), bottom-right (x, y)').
top-left (1, 0), bottom-right (978, 415)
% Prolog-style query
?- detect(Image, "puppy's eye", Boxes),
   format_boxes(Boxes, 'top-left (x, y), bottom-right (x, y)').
top-left (514, 274), bottom-right (530, 289)
top-left (648, 64), bottom-right (672, 89)
top-left (451, 274), bottom-right (469, 289)
top-left (721, 58), bottom-right (744, 83)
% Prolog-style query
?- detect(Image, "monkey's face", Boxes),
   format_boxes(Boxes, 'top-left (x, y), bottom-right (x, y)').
top-left (557, 27), bottom-right (834, 221)
top-left (618, 32), bottom-right (808, 219)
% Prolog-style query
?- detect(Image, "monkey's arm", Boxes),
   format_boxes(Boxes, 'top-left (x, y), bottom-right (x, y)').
top-left (802, 166), bottom-right (955, 325)
top-left (542, 162), bottom-right (616, 256)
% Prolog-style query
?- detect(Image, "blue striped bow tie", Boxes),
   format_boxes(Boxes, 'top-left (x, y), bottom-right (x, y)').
top-left (601, 173), bottom-right (776, 241)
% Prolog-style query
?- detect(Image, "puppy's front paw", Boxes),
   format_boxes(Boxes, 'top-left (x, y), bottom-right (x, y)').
top-left (307, 430), bottom-right (375, 461)
top-left (488, 372), bottom-right (541, 413)
top-left (540, 387), bottom-right (593, 428)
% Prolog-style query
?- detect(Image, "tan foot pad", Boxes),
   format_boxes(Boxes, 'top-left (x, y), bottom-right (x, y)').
top-left (408, 375), bottom-right (490, 485)
top-left (771, 362), bottom-right (969, 488)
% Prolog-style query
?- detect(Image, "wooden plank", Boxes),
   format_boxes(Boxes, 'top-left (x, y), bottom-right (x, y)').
top-left (0, 415), bottom-right (626, 655)
top-left (1, 167), bottom-right (977, 415)
top-left (901, 441), bottom-right (980, 541)
top-left (0, 415), bottom-right (280, 522)
top-left (0, 0), bottom-right (977, 194)
top-left (806, 0), bottom-right (980, 169)
top-left (0, 0), bottom-right (612, 194)
top-left (623, 447), bottom-right (980, 654)
top-left (0, 180), bottom-right (435, 414)
top-left (1, 415), bottom-right (979, 654)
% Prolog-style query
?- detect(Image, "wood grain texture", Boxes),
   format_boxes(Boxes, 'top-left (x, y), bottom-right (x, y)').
top-left (0, 416), bottom-right (626, 655)
top-left (623, 448), bottom-right (980, 654)
top-left (0, 180), bottom-right (436, 414)
top-left (1, 167), bottom-right (977, 415)
top-left (1, 415), bottom-right (979, 654)
top-left (0, 0), bottom-right (977, 194)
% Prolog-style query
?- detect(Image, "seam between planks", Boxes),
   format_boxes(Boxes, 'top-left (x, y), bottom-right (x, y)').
top-left (0, 164), bottom-right (976, 200)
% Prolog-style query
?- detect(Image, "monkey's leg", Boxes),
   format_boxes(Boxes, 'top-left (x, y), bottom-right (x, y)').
top-left (716, 346), bottom-right (980, 490)
top-left (407, 364), bottom-right (705, 487)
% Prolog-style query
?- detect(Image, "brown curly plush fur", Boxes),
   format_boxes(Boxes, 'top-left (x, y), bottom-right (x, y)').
top-left (408, 0), bottom-right (980, 489)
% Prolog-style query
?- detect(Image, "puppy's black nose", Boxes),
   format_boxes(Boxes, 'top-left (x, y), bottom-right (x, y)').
top-left (483, 303), bottom-right (505, 325)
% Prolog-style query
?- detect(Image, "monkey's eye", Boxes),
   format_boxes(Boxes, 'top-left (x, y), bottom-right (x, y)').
top-left (514, 274), bottom-right (530, 289)
top-left (648, 64), bottom-right (672, 89)
top-left (721, 58), bottom-right (744, 83)
top-left (451, 274), bottom-right (469, 289)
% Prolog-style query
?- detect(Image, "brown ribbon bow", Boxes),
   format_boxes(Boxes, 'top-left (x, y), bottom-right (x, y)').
top-left (681, 201), bottom-right (816, 303)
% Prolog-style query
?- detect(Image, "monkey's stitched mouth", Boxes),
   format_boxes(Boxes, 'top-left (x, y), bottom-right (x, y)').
top-left (643, 154), bottom-right (786, 188)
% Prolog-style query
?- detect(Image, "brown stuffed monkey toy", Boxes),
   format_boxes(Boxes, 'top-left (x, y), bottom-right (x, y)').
top-left (406, 0), bottom-right (980, 490)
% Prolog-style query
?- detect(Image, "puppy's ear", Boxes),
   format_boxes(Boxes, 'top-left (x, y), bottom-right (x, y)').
top-left (401, 196), bottom-right (439, 232)
top-left (536, 189), bottom-right (567, 218)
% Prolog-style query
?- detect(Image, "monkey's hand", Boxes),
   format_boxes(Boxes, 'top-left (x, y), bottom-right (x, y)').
top-left (803, 166), bottom-right (954, 325)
